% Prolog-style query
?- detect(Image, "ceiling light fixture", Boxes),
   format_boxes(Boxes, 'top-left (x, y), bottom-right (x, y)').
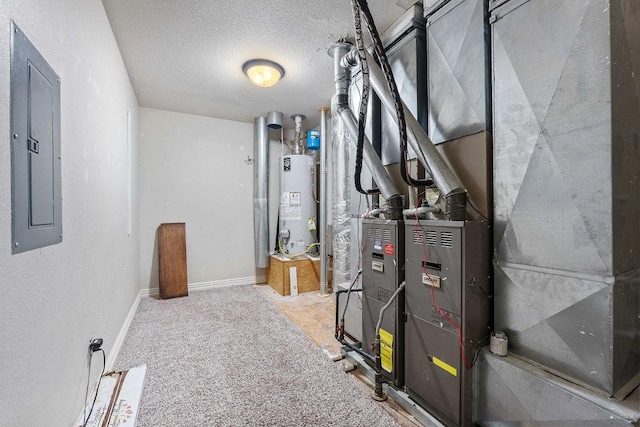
top-left (242, 59), bottom-right (285, 88)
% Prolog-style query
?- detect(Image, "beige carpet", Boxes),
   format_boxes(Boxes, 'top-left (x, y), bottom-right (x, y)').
top-left (114, 285), bottom-right (399, 427)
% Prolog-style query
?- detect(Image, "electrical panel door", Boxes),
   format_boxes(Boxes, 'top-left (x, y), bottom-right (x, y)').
top-left (11, 22), bottom-right (62, 254)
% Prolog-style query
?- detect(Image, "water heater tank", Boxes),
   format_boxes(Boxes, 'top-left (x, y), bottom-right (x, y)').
top-left (279, 154), bottom-right (317, 254)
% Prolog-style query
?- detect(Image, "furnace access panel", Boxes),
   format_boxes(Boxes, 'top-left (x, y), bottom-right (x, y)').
top-left (404, 220), bottom-right (490, 427)
top-left (361, 219), bottom-right (405, 387)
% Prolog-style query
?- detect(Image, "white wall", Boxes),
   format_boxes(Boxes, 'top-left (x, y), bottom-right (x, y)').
top-left (0, 1), bottom-right (139, 425)
top-left (139, 108), bottom-right (265, 289)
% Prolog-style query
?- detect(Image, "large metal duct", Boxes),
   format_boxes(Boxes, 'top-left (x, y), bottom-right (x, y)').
top-left (425, 0), bottom-right (494, 221)
top-left (341, 47), bottom-right (467, 220)
top-left (474, 348), bottom-right (640, 425)
top-left (378, 4), bottom-right (425, 166)
top-left (328, 42), bottom-right (404, 220)
top-left (424, 0), bottom-right (491, 144)
top-left (253, 117), bottom-right (269, 269)
top-left (491, 0), bottom-right (640, 398)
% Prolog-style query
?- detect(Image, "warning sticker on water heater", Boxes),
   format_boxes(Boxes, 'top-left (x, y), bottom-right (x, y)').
top-left (281, 206), bottom-right (301, 221)
top-left (380, 328), bottom-right (393, 373)
top-left (290, 192), bottom-right (301, 206)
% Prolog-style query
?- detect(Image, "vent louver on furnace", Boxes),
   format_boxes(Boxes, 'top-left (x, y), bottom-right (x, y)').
top-left (441, 231), bottom-right (453, 248)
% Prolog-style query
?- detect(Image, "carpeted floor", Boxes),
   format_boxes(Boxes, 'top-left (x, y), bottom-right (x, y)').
top-left (114, 285), bottom-right (399, 427)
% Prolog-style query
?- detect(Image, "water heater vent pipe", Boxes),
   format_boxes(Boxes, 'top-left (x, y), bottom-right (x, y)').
top-left (291, 114), bottom-right (306, 155)
top-left (319, 106), bottom-right (329, 296)
top-left (253, 116), bottom-right (270, 268)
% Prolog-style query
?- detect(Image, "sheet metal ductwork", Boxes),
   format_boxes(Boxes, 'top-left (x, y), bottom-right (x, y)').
top-left (341, 47), bottom-right (467, 220)
top-left (491, 0), bottom-right (640, 398)
top-left (253, 117), bottom-right (269, 269)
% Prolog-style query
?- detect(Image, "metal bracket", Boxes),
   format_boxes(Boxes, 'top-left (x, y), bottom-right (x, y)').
top-left (27, 137), bottom-right (39, 154)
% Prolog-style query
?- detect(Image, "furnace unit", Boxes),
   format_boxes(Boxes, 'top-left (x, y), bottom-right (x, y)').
top-left (361, 219), bottom-right (405, 388)
top-left (404, 220), bottom-right (490, 427)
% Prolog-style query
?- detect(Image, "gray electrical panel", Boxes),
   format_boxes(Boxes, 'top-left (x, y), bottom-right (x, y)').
top-left (404, 220), bottom-right (490, 427)
top-left (361, 219), bottom-right (405, 387)
top-left (11, 22), bottom-right (62, 254)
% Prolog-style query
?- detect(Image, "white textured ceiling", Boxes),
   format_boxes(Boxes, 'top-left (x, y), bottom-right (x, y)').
top-left (102, 0), bottom-right (412, 127)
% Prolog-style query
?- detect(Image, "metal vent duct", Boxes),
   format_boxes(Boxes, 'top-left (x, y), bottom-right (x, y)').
top-left (492, 0), bottom-right (640, 397)
top-left (253, 117), bottom-right (269, 269)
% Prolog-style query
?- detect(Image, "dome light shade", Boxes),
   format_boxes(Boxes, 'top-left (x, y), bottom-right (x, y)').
top-left (242, 59), bottom-right (285, 88)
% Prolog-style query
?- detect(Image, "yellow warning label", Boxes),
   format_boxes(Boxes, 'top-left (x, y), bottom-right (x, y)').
top-left (433, 356), bottom-right (457, 376)
top-left (379, 328), bottom-right (393, 373)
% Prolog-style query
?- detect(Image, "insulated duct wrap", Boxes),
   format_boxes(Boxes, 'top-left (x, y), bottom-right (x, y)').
top-left (341, 47), bottom-right (467, 219)
top-left (253, 117), bottom-right (269, 269)
top-left (329, 41), bottom-right (403, 220)
top-left (331, 97), bottom-right (352, 287)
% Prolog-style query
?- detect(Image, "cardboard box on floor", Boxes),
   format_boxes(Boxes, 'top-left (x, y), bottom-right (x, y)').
top-left (267, 255), bottom-right (321, 296)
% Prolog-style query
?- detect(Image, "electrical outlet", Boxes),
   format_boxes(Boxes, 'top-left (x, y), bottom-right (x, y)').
top-left (89, 338), bottom-right (103, 352)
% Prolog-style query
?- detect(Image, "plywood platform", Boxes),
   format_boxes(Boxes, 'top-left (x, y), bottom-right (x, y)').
top-left (267, 254), bottom-right (320, 296)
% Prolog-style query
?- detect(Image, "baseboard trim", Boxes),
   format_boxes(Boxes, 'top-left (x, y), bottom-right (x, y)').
top-left (106, 290), bottom-right (142, 370)
top-left (140, 275), bottom-right (266, 297)
top-left (190, 275), bottom-right (267, 291)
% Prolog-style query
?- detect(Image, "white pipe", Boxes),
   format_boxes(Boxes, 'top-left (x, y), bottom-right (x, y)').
top-left (341, 48), bottom-right (467, 216)
top-left (365, 49), bottom-right (463, 196)
top-left (322, 343), bottom-right (343, 361)
top-left (402, 206), bottom-right (440, 218)
top-left (319, 106), bottom-right (329, 296)
top-left (361, 208), bottom-right (383, 219)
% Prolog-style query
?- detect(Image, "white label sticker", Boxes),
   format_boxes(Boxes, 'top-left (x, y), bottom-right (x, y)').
top-left (423, 273), bottom-right (441, 288)
top-left (290, 192), bottom-right (301, 206)
top-left (289, 267), bottom-right (298, 296)
top-left (372, 261), bottom-right (384, 273)
top-left (281, 206), bottom-right (302, 221)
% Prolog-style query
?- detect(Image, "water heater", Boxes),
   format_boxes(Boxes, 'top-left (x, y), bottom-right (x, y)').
top-left (279, 154), bottom-right (317, 254)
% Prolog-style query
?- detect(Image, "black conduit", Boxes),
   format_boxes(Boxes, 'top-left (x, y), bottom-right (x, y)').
top-left (353, 0), bottom-right (432, 190)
